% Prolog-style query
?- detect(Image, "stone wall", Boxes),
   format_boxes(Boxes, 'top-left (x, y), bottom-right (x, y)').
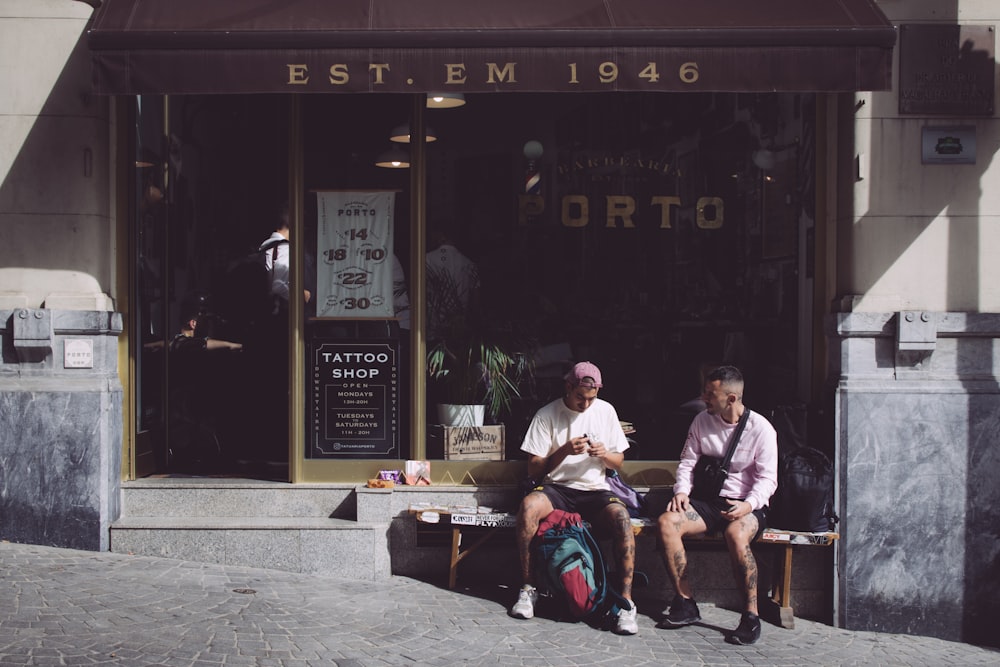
top-left (830, 311), bottom-right (1000, 648)
top-left (0, 308), bottom-right (123, 551)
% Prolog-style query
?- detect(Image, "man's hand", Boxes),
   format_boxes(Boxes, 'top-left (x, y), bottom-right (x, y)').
top-left (723, 499), bottom-right (752, 520)
top-left (567, 435), bottom-right (590, 456)
top-left (586, 437), bottom-right (608, 458)
top-left (666, 492), bottom-right (690, 513)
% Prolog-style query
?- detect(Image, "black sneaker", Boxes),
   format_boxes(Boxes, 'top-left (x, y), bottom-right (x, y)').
top-left (726, 611), bottom-right (761, 645)
top-left (657, 595), bottom-right (701, 628)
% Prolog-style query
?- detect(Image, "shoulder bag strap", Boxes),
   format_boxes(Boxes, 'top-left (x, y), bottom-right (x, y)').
top-left (720, 408), bottom-right (751, 471)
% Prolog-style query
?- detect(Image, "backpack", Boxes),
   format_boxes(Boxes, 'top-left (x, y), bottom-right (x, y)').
top-left (533, 509), bottom-right (627, 621)
top-left (769, 446), bottom-right (839, 532)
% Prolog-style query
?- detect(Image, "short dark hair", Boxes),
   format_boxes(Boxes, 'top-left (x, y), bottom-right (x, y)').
top-left (178, 311), bottom-right (198, 329)
top-left (706, 365), bottom-right (743, 388)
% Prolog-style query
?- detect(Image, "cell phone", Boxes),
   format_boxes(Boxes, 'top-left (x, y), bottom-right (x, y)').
top-left (723, 501), bottom-right (738, 512)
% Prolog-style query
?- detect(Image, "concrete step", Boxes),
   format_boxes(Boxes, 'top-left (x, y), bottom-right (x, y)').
top-left (118, 479), bottom-right (357, 519)
top-left (111, 479), bottom-right (389, 579)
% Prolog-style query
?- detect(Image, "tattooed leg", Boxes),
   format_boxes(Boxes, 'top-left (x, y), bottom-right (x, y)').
top-left (657, 508), bottom-right (707, 599)
top-left (725, 515), bottom-right (760, 614)
top-left (607, 504), bottom-right (636, 599)
top-left (516, 492), bottom-right (553, 586)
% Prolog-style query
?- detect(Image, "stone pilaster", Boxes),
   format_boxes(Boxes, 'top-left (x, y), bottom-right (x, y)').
top-left (0, 309), bottom-right (123, 551)
top-left (830, 311), bottom-right (1000, 646)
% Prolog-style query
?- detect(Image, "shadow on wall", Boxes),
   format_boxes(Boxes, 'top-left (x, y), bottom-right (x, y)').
top-left (0, 5), bottom-right (110, 310)
top-left (855, 1), bottom-right (993, 313)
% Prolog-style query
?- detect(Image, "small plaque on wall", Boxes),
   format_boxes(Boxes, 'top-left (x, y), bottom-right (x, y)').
top-left (64, 339), bottom-right (93, 368)
top-left (899, 24), bottom-right (995, 116)
top-left (922, 126), bottom-right (976, 165)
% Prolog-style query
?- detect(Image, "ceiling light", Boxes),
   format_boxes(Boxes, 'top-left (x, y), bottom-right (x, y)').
top-left (390, 124), bottom-right (437, 143)
top-left (426, 92), bottom-right (466, 109)
top-left (375, 145), bottom-right (410, 169)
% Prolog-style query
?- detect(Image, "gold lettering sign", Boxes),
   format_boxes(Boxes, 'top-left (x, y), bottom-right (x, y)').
top-left (651, 196), bottom-right (681, 229)
top-left (696, 197), bottom-right (724, 229)
top-left (287, 64), bottom-right (310, 85)
top-left (329, 64), bottom-right (349, 85)
top-left (445, 64), bottom-right (467, 84)
top-left (517, 194), bottom-right (724, 229)
top-left (284, 61), bottom-right (705, 89)
top-left (369, 63), bottom-right (390, 85)
top-left (486, 62), bottom-right (517, 84)
top-left (562, 195), bottom-right (589, 228)
top-left (605, 196), bottom-right (636, 228)
top-left (518, 195), bottom-right (545, 225)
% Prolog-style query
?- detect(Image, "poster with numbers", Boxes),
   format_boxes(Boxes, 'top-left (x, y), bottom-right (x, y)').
top-left (316, 191), bottom-right (396, 318)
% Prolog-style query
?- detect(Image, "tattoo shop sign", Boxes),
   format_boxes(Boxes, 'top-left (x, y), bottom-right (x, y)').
top-left (310, 341), bottom-right (399, 458)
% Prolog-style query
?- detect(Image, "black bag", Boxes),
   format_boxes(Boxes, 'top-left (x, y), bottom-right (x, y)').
top-left (690, 455), bottom-right (729, 501)
top-left (769, 446), bottom-right (839, 532)
top-left (689, 408), bottom-right (750, 501)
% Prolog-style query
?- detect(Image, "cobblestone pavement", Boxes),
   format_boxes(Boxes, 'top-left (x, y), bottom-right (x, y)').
top-left (1, 542), bottom-right (997, 666)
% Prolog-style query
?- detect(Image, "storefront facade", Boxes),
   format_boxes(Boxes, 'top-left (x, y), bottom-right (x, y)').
top-left (1, 0), bottom-right (998, 647)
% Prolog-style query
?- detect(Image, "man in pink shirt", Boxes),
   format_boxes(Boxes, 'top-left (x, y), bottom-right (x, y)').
top-left (656, 365), bottom-right (778, 645)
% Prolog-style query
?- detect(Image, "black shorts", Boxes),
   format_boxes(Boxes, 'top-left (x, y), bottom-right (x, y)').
top-left (535, 482), bottom-right (625, 524)
top-left (689, 496), bottom-right (767, 539)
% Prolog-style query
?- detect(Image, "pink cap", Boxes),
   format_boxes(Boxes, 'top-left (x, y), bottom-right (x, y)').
top-left (565, 361), bottom-right (603, 388)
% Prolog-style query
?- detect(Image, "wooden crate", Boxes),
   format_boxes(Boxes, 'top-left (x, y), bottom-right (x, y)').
top-left (442, 425), bottom-right (505, 461)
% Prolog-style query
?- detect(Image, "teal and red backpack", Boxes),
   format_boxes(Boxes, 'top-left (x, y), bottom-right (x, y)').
top-left (532, 509), bottom-right (627, 622)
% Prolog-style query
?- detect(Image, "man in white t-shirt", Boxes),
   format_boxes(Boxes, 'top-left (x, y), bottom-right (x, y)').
top-left (510, 362), bottom-right (638, 636)
top-left (260, 203), bottom-right (311, 311)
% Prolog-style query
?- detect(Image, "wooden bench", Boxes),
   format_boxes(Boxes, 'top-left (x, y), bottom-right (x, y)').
top-left (410, 505), bottom-right (838, 629)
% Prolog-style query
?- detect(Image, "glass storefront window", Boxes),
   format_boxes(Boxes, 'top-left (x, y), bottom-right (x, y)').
top-left (131, 90), bottom-right (814, 477)
top-left (422, 92), bottom-right (813, 461)
top-left (302, 95), bottom-right (414, 462)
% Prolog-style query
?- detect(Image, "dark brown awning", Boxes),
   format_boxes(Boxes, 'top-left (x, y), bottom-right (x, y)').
top-left (88, 0), bottom-right (896, 95)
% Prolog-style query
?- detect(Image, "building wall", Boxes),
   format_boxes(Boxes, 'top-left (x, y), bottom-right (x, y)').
top-left (846, 1), bottom-right (999, 312)
top-left (827, 1), bottom-right (1000, 648)
top-left (0, 0), bottom-right (113, 311)
top-left (0, 1), bottom-right (120, 551)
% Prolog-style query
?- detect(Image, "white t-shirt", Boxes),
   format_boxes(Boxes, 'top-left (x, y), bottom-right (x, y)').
top-left (426, 243), bottom-right (479, 336)
top-left (392, 254), bottom-right (411, 330)
top-left (260, 231), bottom-right (289, 301)
top-left (520, 397), bottom-right (630, 491)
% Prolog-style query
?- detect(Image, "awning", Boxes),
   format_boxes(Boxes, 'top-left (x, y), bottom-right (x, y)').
top-left (88, 0), bottom-right (896, 95)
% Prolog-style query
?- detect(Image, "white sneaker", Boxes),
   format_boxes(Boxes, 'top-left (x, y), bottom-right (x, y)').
top-left (510, 586), bottom-right (538, 619)
top-left (614, 600), bottom-right (639, 635)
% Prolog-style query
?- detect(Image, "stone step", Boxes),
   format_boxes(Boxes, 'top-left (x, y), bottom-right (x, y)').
top-left (112, 515), bottom-right (365, 530)
top-left (119, 479), bottom-right (357, 519)
top-left (110, 514), bottom-right (390, 579)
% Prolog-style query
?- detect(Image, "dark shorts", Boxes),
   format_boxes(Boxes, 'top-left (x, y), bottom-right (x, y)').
top-left (689, 496), bottom-right (767, 539)
top-left (534, 483), bottom-right (626, 524)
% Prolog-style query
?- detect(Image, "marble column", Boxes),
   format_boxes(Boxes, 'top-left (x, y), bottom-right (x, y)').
top-left (0, 309), bottom-right (123, 551)
top-left (830, 311), bottom-right (1000, 648)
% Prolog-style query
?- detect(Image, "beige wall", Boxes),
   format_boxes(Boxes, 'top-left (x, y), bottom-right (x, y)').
top-left (0, 0), bottom-right (112, 310)
top-left (844, 0), bottom-right (1000, 312)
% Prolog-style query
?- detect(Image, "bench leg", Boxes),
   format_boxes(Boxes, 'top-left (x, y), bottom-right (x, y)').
top-left (448, 527), bottom-right (501, 590)
top-left (767, 544), bottom-right (795, 629)
top-left (449, 527), bottom-right (461, 590)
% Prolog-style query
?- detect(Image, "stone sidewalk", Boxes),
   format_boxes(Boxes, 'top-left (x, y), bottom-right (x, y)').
top-left (1, 542), bottom-right (996, 666)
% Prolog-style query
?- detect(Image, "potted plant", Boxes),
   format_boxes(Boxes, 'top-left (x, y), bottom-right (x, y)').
top-left (426, 268), bottom-right (534, 426)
